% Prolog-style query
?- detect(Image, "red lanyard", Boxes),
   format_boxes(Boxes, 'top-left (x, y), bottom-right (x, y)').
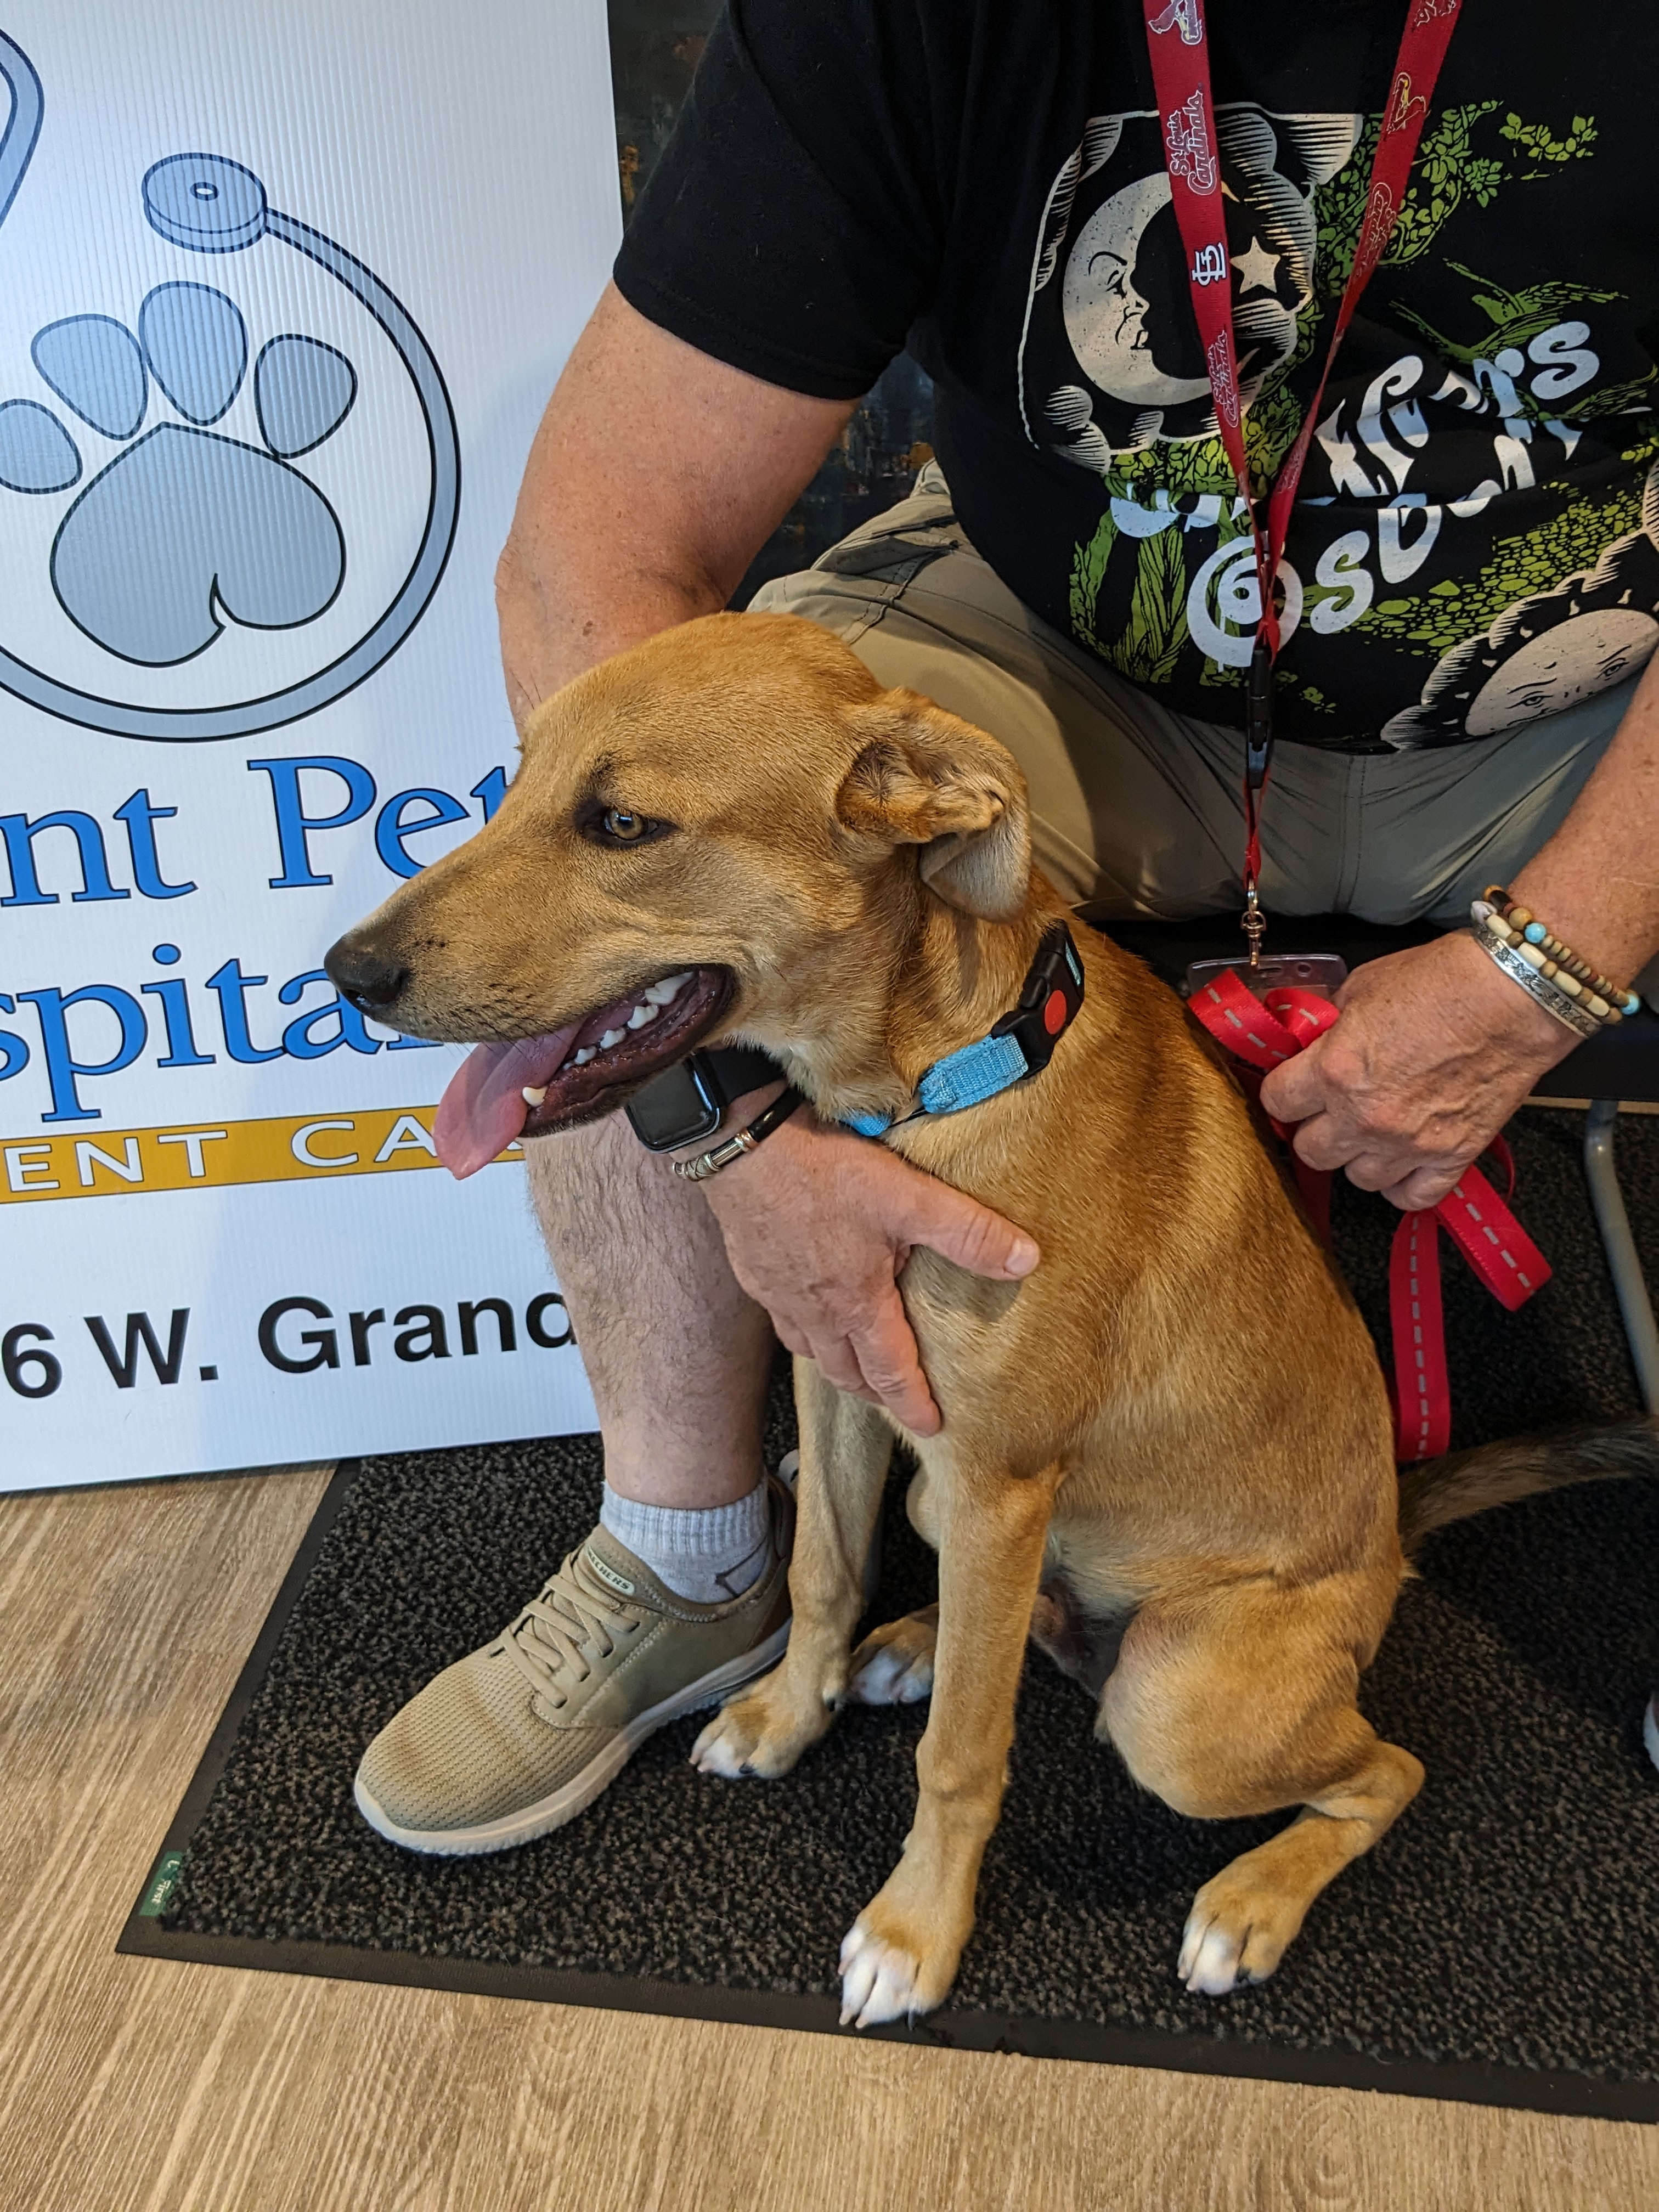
top-left (1143, 0), bottom-right (1462, 947)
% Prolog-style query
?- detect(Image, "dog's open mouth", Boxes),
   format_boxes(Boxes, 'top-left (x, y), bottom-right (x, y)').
top-left (433, 966), bottom-right (732, 1178)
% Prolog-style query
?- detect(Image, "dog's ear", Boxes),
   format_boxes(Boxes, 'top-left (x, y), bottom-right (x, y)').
top-left (835, 690), bottom-right (1031, 920)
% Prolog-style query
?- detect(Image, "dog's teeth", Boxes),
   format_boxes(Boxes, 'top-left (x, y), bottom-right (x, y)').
top-left (600, 1029), bottom-right (626, 1049)
top-left (644, 972), bottom-right (692, 1006)
top-left (574, 1046), bottom-right (597, 1065)
top-left (626, 1002), bottom-right (658, 1030)
top-left (521, 1084), bottom-right (548, 1107)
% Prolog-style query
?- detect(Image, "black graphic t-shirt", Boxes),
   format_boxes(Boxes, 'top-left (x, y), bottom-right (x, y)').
top-left (614, 1), bottom-right (1659, 753)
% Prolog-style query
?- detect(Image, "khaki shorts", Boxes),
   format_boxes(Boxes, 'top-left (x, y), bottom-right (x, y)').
top-left (751, 463), bottom-right (1639, 943)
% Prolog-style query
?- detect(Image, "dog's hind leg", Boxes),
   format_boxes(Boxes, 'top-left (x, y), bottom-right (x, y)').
top-left (848, 1464), bottom-right (941, 1703)
top-left (1100, 1577), bottom-right (1424, 1996)
top-left (839, 1455), bottom-right (1063, 2027)
top-left (692, 1358), bottom-right (892, 1779)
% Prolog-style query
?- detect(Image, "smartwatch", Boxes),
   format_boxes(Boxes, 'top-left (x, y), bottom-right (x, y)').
top-left (625, 1045), bottom-right (783, 1153)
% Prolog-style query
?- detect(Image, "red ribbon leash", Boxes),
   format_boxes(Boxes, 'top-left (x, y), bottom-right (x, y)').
top-left (1189, 970), bottom-right (1551, 1460)
top-left (1143, 0), bottom-right (1462, 902)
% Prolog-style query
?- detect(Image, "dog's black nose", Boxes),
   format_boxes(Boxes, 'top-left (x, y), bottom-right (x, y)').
top-left (325, 932), bottom-right (409, 1013)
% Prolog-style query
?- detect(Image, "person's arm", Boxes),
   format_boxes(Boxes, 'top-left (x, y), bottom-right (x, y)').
top-left (1260, 657), bottom-right (1659, 1209)
top-left (1508, 656), bottom-right (1659, 986)
top-left (495, 281), bottom-right (855, 723)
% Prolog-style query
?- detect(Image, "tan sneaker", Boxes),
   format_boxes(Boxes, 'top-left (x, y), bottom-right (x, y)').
top-left (354, 1472), bottom-right (793, 1854)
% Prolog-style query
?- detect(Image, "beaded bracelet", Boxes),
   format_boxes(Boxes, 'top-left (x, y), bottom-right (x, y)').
top-left (1475, 887), bottom-right (1642, 1023)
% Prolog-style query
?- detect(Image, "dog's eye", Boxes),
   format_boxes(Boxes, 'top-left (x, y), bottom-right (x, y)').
top-left (577, 801), bottom-right (673, 849)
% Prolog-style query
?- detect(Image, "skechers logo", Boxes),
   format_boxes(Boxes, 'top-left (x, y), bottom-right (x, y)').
top-left (585, 1548), bottom-right (636, 1597)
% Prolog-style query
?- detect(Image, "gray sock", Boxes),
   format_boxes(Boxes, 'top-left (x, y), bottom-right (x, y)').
top-left (599, 1479), bottom-right (770, 1604)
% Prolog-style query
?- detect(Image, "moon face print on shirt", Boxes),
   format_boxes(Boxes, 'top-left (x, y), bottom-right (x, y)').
top-left (1022, 106), bottom-right (1361, 467)
top-left (1061, 173), bottom-right (1212, 410)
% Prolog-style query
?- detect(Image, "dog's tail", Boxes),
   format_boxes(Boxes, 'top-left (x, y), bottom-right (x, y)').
top-left (1397, 1417), bottom-right (1658, 1556)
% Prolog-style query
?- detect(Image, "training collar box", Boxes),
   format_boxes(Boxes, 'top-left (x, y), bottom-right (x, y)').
top-left (0, 0), bottom-right (619, 1486)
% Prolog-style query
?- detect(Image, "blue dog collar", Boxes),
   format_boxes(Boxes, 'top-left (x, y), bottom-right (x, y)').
top-left (845, 922), bottom-right (1085, 1138)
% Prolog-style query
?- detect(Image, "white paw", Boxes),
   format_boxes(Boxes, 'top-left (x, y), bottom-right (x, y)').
top-left (839, 1918), bottom-right (926, 2028)
top-left (688, 1674), bottom-right (829, 1779)
top-left (1177, 1908), bottom-right (1248, 1996)
top-left (689, 1712), bottom-right (753, 1777)
top-left (848, 1641), bottom-right (933, 1706)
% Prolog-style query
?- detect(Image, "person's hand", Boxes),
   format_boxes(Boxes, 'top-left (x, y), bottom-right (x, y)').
top-left (700, 1108), bottom-right (1039, 1435)
top-left (1257, 932), bottom-right (1577, 1211)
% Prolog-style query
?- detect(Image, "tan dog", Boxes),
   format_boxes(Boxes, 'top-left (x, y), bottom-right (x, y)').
top-left (327, 611), bottom-right (1653, 2024)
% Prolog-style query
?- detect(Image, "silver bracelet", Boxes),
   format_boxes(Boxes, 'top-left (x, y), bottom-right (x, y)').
top-left (670, 1086), bottom-right (804, 1181)
top-left (1472, 918), bottom-right (1600, 1040)
top-left (673, 1126), bottom-right (764, 1182)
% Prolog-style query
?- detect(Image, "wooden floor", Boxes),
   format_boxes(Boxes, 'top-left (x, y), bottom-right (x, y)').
top-left (1, 1468), bottom-right (1655, 2211)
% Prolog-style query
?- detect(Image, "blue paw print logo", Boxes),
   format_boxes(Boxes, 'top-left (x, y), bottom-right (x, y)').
top-left (1, 285), bottom-right (356, 667)
top-left (0, 32), bottom-right (460, 742)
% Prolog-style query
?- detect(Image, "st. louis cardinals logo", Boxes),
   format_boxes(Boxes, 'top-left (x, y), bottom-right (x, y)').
top-left (1164, 89), bottom-right (1218, 194)
top-left (1147, 0), bottom-right (1203, 42)
top-left (1190, 241), bottom-right (1228, 286)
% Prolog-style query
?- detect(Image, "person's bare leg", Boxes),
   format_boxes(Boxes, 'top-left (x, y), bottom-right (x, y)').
top-left (525, 1112), bottom-right (774, 1508)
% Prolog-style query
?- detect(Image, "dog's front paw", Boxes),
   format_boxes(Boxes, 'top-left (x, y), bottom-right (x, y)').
top-left (690, 1664), bottom-right (834, 1779)
top-left (848, 1607), bottom-right (937, 1706)
top-left (839, 1921), bottom-right (927, 2028)
top-left (837, 1875), bottom-right (970, 2028)
top-left (1177, 1862), bottom-right (1304, 1996)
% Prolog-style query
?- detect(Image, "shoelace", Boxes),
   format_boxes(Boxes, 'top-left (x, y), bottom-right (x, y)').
top-left (499, 1552), bottom-right (637, 1710)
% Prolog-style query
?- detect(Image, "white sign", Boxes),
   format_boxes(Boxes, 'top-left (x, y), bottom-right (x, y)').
top-left (0, 0), bottom-right (616, 1487)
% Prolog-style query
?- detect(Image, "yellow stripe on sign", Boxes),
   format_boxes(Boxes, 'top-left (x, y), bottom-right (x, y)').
top-left (0, 1107), bottom-right (521, 1203)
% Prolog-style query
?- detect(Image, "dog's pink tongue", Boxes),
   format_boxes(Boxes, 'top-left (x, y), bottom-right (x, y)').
top-left (434, 1030), bottom-right (580, 1180)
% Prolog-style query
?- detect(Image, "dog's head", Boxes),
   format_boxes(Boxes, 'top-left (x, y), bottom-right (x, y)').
top-left (324, 613), bottom-right (1031, 1170)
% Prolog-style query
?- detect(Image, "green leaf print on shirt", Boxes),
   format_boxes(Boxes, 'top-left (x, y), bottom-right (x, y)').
top-left (1497, 112), bottom-right (1599, 168)
top-left (1317, 103), bottom-right (1597, 283)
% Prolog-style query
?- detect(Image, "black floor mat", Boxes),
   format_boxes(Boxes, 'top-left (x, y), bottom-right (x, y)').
top-left (122, 1109), bottom-right (1659, 2121)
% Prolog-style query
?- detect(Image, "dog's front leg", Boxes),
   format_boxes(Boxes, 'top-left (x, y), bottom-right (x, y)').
top-left (691, 1357), bottom-right (892, 1779)
top-left (839, 1456), bottom-right (1060, 2028)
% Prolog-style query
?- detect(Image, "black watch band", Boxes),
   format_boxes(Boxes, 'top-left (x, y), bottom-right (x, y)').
top-left (699, 1045), bottom-right (782, 1097)
top-left (625, 1043), bottom-right (785, 1153)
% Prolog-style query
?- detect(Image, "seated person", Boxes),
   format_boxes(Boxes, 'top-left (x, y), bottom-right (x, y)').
top-left (354, 1), bottom-right (1659, 1849)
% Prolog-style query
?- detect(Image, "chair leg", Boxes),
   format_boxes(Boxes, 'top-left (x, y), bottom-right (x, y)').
top-left (1583, 1099), bottom-right (1659, 1417)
